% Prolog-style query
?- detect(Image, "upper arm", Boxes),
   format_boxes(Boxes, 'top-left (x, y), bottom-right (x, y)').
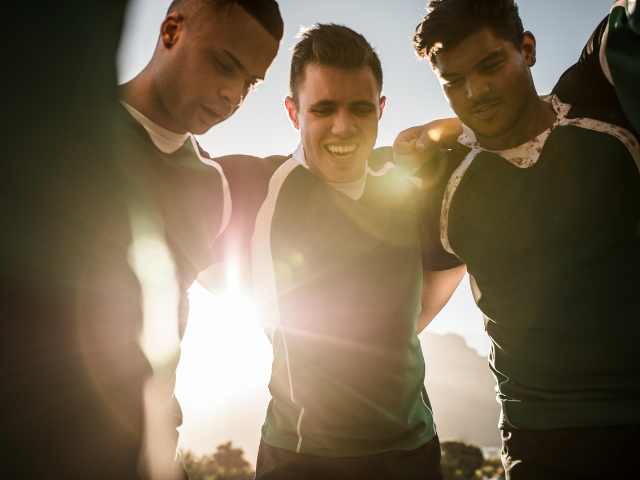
top-left (206, 155), bottom-right (277, 265)
top-left (418, 265), bottom-right (467, 333)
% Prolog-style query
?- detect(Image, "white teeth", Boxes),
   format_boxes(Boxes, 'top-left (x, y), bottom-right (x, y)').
top-left (327, 144), bottom-right (357, 155)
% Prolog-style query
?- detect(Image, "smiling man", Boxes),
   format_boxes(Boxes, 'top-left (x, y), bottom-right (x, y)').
top-left (115, 0), bottom-right (282, 477)
top-left (211, 23), bottom-right (443, 480)
top-left (398, 0), bottom-right (640, 479)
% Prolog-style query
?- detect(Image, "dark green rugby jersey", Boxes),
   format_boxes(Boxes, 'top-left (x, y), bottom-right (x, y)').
top-left (606, 0), bottom-right (640, 131)
top-left (248, 151), bottom-right (436, 457)
top-left (420, 96), bottom-right (640, 430)
top-left (118, 104), bottom-right (231, 334)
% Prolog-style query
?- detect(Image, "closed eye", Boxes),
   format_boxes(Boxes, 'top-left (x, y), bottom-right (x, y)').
top-left (215, 58), bottom-right (234, 75)
top-left (482, 61), bottom-right (503, 73)
top-left (310, 108), bottom-right (334, 117)
top-left (352, 106), bottom-right (377, 116)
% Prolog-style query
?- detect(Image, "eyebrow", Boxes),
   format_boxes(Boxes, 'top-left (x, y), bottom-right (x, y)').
top-left (222, 49), bottom-right (264, 82)
top-left (308, 100), bottom-right (378, 109)
top-left (475, 49), bottom-right (506, 68)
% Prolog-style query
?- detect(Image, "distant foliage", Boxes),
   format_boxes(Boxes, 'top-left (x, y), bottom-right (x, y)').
top-left (182, 441), bottom-right (254, 480)
top-left (440, 441), bottom-right (485, 480)
top-left (479, 457), bottom-right (504, 480)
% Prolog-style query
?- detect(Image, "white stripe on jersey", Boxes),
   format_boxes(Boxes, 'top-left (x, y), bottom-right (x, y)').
top-left (189, 135), bottom-right (232, 239)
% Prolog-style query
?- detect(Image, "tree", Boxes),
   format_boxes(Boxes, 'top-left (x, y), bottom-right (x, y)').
top-left (182, 441), bottom-right (254, 480)
top-left (440, 441), bottom-right (484, 480)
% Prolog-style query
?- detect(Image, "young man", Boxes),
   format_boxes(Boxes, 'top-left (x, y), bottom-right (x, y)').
top-left (213, 24), bottom-right (443, 480)
top-left (398, 0), bottom-right (640, 478)
top-left (116, 0), bottom-right (282, 476)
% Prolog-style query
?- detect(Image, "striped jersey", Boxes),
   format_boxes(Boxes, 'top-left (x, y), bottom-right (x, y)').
top-left (216, 149), bottom-right (436, 457)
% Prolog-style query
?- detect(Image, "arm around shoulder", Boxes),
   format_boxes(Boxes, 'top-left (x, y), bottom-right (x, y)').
top-left (418, 264), bottom-right (467, 334)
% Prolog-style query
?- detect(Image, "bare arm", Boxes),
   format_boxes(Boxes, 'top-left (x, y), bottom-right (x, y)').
top-left (196, 252), bottom-right (252, 295)
top-left (418, 264), bottom-right (467, 334)
top-left (393, 118), bottom-right (463, 175)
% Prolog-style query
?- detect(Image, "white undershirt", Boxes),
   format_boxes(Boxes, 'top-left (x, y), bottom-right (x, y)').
top-left (291, 143), bottom-right (367, 201)
top-left (120, 101), bottom-right (189, 154)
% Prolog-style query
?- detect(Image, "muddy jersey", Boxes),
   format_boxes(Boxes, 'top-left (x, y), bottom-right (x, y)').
top-left (419, 95), bottom-right (640, 430)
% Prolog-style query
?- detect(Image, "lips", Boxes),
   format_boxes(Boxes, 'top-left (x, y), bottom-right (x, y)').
top-left (200, 104), bottom-right (225, 126)
top-left (470, 99), bottom-right (501, 120)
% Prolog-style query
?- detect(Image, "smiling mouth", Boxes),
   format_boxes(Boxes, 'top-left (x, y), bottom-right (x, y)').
top-left (326, 144), bottom-right (358, 158)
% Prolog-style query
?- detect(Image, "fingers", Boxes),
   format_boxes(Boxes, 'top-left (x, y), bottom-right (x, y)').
top-left (393, 126), bottom-right (425, 154)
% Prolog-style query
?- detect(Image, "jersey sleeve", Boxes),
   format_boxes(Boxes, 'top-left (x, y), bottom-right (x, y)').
top-left (552, 13), bottom-right (639, 136)
top-left (605, 0), bottom-right (640, 131)
top-left (418, 148), bottom-right (466, 272)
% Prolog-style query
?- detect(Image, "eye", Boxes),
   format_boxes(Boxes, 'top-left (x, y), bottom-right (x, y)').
top-left (215, 59), bottom-right (233, 74)
top-left (352, 106), bottom-right (376, 117)
top-left (482, 61), bottom-right (502, 73)
top-left (444, 78), bottom-right (464, 88)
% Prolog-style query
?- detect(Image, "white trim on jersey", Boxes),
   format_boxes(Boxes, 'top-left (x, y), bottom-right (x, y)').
top-left (251, 157), bottom-right (300, 341)
top-left (440, 148), bottom-right (480, 255)
top-left (295, 408), bottom-right (305, 453)
top-left (189, 135), bottom-right (232, 239)
top-left (600, 21), bottom-right (614, 85)
top-left (441, 95), bottom-right (640, 256)
top-left (560, 117), bottom-right (640, 173)
top-left (251, 158), bottom-right (309, 454)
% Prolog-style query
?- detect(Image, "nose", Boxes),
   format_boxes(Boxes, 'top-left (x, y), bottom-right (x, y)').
top-left (331, 110), bottom-right (357, 138)
top-left (219, 81), bottom-right (245, 112)
top-left (465, 75), bottom-right (490, 100)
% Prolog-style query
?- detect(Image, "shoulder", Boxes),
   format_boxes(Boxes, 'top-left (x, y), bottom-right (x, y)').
top-left (368, 146), bottom-right (394, 172)
top-left (557, 115), bottom-right (640, 162)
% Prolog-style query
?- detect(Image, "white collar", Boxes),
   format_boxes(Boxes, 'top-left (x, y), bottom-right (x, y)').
top-left (291, 143), bottom-right (368, 200)
top-left (121, 101), bottom-right (189, 154)
top-left (456, 95), bottom-right (571, 168)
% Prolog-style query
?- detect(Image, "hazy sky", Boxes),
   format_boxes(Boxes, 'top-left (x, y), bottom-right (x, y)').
top-left (117, 0), bottom-right (615, 462)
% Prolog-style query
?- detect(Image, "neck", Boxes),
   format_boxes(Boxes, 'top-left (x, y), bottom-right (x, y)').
top-left (119, 66), bottom-right (187, 135)
top-left (476, 94), bottom-right (557, 151)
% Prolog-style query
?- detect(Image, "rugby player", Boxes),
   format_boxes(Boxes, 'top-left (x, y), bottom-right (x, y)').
top-left (212, 23), bottom-right (446, 480)
top-left (393, 0), bottom-right (640, 478)
top-left (116, 0), bottom-right (282, 476)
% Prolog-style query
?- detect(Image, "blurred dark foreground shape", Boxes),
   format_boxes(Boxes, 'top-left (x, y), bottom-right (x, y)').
top-left (0, 1), bottom-right (154, 478)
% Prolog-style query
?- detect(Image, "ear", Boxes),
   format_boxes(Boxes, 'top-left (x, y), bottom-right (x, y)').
top-left (521, 31), bottom-right (537, 68)
top-left (285, 96), bottom-right (300, 131)
top-left (160, 12), bottom-right (184, 49)
top-left (378, 96), bottom-right (386, 120)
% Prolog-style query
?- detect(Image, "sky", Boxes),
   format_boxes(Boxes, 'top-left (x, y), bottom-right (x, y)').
top-left (117, 0), bottom-right (615, 463)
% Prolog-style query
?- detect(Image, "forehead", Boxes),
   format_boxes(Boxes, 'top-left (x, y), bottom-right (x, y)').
top-left (191, 4), bottom-right (279, 74)
top-left (434, 27), bottom-right (516, 75)
top-left (298, 64), bottom-right (380, 105)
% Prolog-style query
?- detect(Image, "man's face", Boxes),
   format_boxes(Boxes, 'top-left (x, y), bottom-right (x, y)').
top-left (158, 4), bottom-right (279, 135)
top-left (285, 64), bottom-right (385, 183)
top-left (434, 28), bottom-right (537, 144)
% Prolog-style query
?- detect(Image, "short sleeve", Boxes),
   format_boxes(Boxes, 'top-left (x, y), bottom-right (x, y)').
top-left (552, 15), bottom-right (639, 136)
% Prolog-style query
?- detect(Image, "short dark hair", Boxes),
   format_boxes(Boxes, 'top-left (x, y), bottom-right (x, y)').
top-left (168, 0), bottom-right (284, 42)
top-left (414, 0), bottom-right (524, 66)
top-left (289, 23), bottom-right (383, 106)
